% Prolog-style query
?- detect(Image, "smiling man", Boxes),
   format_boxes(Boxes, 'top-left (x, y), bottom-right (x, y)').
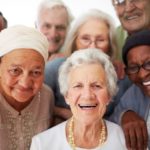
top-left (110, 30), bottom-right (150, 150)
top-left (112, 0), bottom-right (150, 59)
top-left (36, 0), bottom-right (73, 61)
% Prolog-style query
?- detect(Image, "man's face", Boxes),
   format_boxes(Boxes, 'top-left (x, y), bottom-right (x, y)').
top-left (126, 45), bottom-right (150, 96)
top-left (112, 0), bottom-right (150, 34)
top-left (37, 7), bottom-right (68, 54)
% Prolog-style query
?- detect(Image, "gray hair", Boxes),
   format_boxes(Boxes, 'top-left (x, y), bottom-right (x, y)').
top-left (58, 48), bottom-right (118, 98)
top-left (62, 9), bottom-right (118, 60)
top-left (36, 0), bottom-right (73, 27)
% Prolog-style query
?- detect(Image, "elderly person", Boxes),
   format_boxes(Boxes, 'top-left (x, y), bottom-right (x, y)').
top-left (30, 48), bottom-right (127, 150)
top-left (112, 0), bottom-right (150, 59)
top-left (0, 25), bottom-right (54, 150)
top-left (44, 9), bottom-right (131, 123)
top-left (36, 0), bottom-right (73, 61)
top-left (110, 29), bottom-right (150, 150)
top-left (111, 0), bottom-right (150, 149)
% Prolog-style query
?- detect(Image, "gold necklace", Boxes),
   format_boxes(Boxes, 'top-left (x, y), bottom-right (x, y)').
top-left (68, 117), bottom-right (107, 150)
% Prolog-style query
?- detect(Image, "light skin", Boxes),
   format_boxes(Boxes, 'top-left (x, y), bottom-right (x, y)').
top-left (75, 18), bottom-right (110, 54)
top-left (56, 17), bottom-right (123, 123)
top-left (75, 18), bottom-right (124, 79)
top-left (113, 0), bottom-right (150, 34)
top-left (65, 63), bottom-right (110, 148)
top-left (0, 49), bottom-right (45, 111)
top-left (37, 7), bottom-right (68, 55)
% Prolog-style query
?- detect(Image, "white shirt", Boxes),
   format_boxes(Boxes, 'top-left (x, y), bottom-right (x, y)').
top-left (30, 120), bottom-right (127, 150)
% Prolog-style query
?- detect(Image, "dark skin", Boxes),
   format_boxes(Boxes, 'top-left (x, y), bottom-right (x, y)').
top-left (122, 45), bottom-right (150, 150)
top-left (122, 111), bottom-right (148, 150)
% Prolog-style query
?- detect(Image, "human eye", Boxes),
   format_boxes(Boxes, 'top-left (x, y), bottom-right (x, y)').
top-left (31, 69), bottom-right (43, 77)
top-left (144, 60), bottom-right (150, 70)
top-left (91, 83), bottom-right (102, 89)
top-left (96, 37), bottom-right (105, 43)
top-left (73, 83), bottom-right (82, 89)
top-left (125, 65), bottom-right (139, 74)
top-left (8, 67), bottom-right (22, 76)
top-left (43, 23), bottom-right (51, 29)
top-left (80, 35), bottom-right (90, 41)
top-left (56, 25), bottom-right (66, 31)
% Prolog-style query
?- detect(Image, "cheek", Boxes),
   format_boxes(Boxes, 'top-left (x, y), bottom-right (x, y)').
top-left (66, 90), bottom-right (80, 105)
top-left (33, 78), bottom-right (44, 92)
top-left (0, 75), bottom-right (17, 94)
top-left (97, 91), bottom-right (110, 105)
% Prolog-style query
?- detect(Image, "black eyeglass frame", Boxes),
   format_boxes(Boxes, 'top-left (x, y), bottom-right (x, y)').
top-left (125, 61), bottom-right (150, 75)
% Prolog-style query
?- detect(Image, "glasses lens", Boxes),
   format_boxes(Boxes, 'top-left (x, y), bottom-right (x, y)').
top-left (144, 61), bottom-right (150, 70)
top-left (79, 36), bottom-right (90, 46)
top-left (125, 66), bottom-right (139, 74)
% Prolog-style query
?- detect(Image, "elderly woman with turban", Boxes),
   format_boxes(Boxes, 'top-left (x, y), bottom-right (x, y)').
top-left (0, 25), bottom-right (54, 150)
top-left (30, 48), bottom-right (127, 150)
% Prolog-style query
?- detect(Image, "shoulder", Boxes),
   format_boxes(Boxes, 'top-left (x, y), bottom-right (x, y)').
top-left (45, 57), bottom-right (66, 70)
top-left (105, 120), bottom-right (126, 147)
top-left (122, 84), bottom-right (145, 100)
top-left (31, 121), bottom-right (67, 148)
top-left (105, 120), bottom-right (124, 140)
top-left (37, 121), bottom-right (66, 137)
top-left (105, 120), bottom-right (122, 132)
top-left (41, 84), bottom-right (54, 98)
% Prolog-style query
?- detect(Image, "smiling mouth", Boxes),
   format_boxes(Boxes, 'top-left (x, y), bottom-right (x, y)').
top-left (143, 81), bottom-right (150, 86)
top-left (78, 104), bottom-right (98, 109)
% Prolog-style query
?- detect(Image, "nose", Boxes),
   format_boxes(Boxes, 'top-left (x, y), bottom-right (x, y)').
top-left (19, 74), bottom-right (32, 88)
top-left (48, 26), bottom-right (58, 38)
top-left (81, 86), bottom-right (94, 100)
top-left (88, 41), bottom-right (97, 48)
top-left (137, 67), bottom-right (149, 80)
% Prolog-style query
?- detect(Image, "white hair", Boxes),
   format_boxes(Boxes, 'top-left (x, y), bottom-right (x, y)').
top-left (36, 0), bottom-right (73, 27)
top-left (59, 48), bottom-right (118, 98)
top-left (62, 9), bottom-right (118, 60)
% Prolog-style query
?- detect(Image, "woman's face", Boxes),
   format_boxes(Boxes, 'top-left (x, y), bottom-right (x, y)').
top-left (0, 49), bottom-right (45, 103)
top-left (65, 63), bottom-right (110, 124)
top-left (75, 18), bottom-right (110, 54)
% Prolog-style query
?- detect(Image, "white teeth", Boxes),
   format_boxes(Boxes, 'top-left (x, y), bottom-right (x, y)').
top-left (78, 104), bottom-right (97, 109)
top-left (126, 15), bottom-right (138, 20)
top-left (143, 81), bottom-right (150, 86)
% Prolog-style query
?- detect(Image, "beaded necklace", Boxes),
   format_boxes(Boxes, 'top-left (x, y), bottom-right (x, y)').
top-left (68, 117), bottom-right (107, 150)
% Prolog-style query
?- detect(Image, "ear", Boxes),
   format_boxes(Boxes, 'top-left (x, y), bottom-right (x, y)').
top-left (64, 92), bottom-right (70, 105)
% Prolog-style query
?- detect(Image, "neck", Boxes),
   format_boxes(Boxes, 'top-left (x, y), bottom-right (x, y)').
top-left (67, 117), bottom-right (107, 149)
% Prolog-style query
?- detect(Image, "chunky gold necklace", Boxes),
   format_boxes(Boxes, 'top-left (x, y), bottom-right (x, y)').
top-left (68, 117), bottom-right (107, 150)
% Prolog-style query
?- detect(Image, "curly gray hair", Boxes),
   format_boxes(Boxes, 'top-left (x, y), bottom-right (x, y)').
top-left (58, 48), bottom-right (118, 98)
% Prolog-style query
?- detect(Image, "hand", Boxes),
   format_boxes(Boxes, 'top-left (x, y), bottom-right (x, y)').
top-left (121, 111), bottom-right (148, 150)
top-left (113, 60), bottom-right (125, 80)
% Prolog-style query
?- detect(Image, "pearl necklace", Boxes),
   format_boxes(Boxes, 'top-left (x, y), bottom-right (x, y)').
top-left (68, 117), bottom-right (107, 150)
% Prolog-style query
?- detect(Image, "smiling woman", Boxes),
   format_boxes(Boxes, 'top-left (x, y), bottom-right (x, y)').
top-left (30, 48), bottom-right (127, 150)
top-left (0, 0), bottom-right (119, 27)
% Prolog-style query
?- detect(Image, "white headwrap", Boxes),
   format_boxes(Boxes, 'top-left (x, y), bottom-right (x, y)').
top-left (0, 25), bottom-right (49, 62)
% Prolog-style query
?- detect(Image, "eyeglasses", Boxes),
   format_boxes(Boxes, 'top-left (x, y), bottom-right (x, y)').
top-left (125, 60), bottom-right (150, 75)
top-left (77, 36), bottom-right (105, 47)
top-left (112, 0), bottom-right (142, 6)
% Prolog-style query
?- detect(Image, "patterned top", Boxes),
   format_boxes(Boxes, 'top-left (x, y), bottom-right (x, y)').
top-left (0, 84), bottom-right (54, 150)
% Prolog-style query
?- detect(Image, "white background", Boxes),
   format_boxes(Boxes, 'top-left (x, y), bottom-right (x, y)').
top-left (0, 0), bottom-right (120, 27)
